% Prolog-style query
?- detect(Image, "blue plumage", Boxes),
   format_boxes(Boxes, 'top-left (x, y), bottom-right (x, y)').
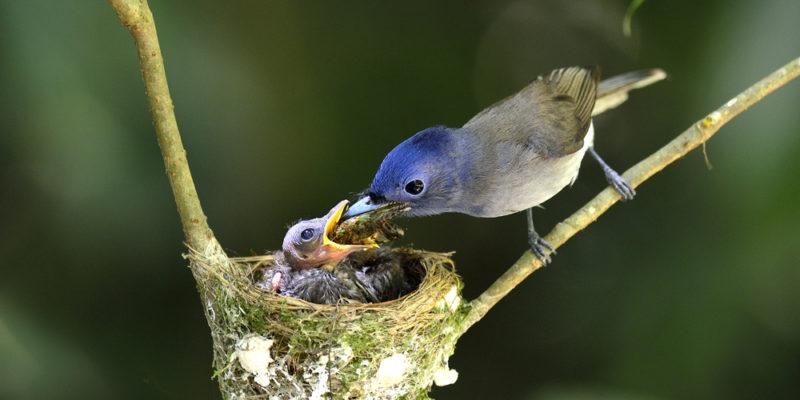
top-left (367, 126), bottom-right (466, 217)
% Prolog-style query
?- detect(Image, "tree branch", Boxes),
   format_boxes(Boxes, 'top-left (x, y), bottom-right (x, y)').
top-left (459, 57), bottom-right (800, 335)
top-left (109, 0), bottom-right (213, 251)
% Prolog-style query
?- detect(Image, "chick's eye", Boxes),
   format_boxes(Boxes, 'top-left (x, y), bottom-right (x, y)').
top-left (300, 228), bottom-right (314, 241)
top-left (405, 179), bottom-right (424, 195)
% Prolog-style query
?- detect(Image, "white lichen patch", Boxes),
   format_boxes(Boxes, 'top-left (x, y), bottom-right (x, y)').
top-left (335, 344), bottom-right (353, 364)
top-left (433, 367), bottom-right (459, 386)
top-left (233, 334), bottom-right (274, 387)
top-left (305, 355), bottom-right (330, 400)
top-left (437, 285), bottom-right (461, 311)
top-left (356, 359), bottom-right (370, 376)
top-left (377, 353), bottom-right (409, 387)
top-left (253, 373), bottom-right (271, 388)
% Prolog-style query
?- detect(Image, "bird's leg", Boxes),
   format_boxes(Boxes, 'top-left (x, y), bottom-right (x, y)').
top-left (527, 208), bottom-right (555, 265)
top-left (588, 147), bottom-right (636, 201)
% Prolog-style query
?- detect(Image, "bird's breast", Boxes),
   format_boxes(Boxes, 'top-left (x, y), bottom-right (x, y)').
top-left (465, 123), bottom-right (595, 217)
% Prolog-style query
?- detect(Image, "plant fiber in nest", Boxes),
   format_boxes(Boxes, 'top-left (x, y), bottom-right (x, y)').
top-left (186, 238), bottom-right (467, 400)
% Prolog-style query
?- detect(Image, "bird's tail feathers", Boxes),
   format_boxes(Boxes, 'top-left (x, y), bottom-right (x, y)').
top-left (593, 69), bottom-right (666, 116)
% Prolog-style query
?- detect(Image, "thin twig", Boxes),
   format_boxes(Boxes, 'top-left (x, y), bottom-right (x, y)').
top-left (109, 0), bottom-right (213, 250)
top-left (459, 57), bottom-right (800, 335)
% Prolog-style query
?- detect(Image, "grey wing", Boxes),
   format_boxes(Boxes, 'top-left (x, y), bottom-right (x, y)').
top-left (463, 66), bottom-right (600, 158)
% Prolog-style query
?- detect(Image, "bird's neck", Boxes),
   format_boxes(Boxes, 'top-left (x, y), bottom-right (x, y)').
top-left (437, 128), bottom-right (483, 215)
top-left (447, 127), bottom-right (501, 216)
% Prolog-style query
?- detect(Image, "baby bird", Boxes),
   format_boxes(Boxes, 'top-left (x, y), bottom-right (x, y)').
top-left (265, 200), bottom-right (375, 304)
top-left (282, 200), bottom-right (375, 270)
top-left (265, 200), bottom-right (415, 304)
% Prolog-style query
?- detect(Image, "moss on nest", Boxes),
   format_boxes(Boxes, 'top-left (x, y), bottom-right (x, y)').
top-left (187, 239), bottom-right (468, 400)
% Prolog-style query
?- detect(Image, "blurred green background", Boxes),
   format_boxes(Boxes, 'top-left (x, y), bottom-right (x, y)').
top-left (2, 0), bottom-right (799, 399)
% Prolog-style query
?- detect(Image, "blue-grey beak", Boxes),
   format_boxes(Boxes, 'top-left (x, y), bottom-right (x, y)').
top-left (342, 196), bottom-right (382, 218)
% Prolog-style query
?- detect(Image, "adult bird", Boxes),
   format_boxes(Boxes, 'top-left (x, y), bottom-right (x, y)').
top-left (343, 66), bottom-right (665, 263)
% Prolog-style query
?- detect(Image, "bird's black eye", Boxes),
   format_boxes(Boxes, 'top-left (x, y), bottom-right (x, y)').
top-left (300, 228), bottom-right (314, 241)
top-left (405, 179), bottom-right (424, 195)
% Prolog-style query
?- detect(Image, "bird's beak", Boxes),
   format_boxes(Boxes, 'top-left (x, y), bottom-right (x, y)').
top-left (342, 195), bottom-right (397, 218)
top-left (315, 200), bottom-right (377, 266)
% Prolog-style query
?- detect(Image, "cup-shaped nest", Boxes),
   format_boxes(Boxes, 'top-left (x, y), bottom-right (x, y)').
top-left (187, 234), bottom-right (466, 400)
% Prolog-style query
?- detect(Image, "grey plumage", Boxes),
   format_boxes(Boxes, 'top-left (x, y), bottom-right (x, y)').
top-left (454, 66), bottom-right (601, 217)
top-left (259, 255), bottom-right (369, 304)
top-left (283, 265), bottom-right (370, 304)
top-left (348, 247), bottom-right (413, 302)
top-left (260, 249), bottom-right (413, 305)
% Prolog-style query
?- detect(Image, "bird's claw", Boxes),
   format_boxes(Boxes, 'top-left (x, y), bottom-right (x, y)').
top-left (604, 167), bottom-right (636, 201)
top-left (528, 233), bottom-right (555, 265)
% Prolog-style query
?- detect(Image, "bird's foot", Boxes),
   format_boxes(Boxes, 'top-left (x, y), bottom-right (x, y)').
top-left (603, 166), bottom-right (636, 201)
top-left (589, 147), bottom-right (636, 201)
top-left (528, 232), bottom-right (555, 265)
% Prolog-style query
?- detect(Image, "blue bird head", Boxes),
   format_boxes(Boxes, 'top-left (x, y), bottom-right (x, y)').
top-left (345, 126), bottom-right (464, 218)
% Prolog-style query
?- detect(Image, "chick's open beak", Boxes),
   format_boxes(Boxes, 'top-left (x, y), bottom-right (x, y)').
top-left (314, 200), bottom-right (377, 266)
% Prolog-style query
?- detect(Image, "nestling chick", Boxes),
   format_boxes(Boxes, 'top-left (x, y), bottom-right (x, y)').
top-left (282, 200), bottom-right (375, 270)
top-left (263, 200), bottom-right (414, 304)
top-left (264, 200), bottom-right (373, 304)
